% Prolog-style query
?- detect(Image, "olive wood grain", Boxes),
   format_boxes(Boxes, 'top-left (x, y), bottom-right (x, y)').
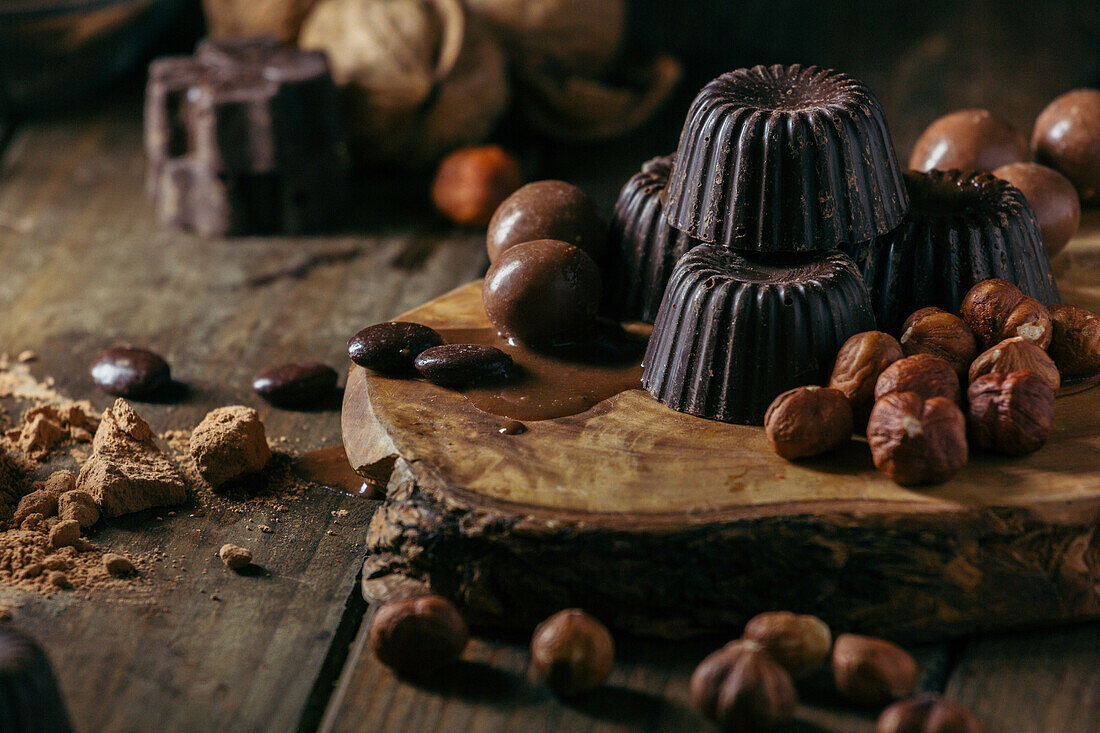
top-left (346, 214), bottom-right (1100, 642)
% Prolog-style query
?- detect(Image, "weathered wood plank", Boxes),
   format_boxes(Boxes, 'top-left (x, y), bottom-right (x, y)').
top-left (0, 96), bottom-right (486, 732)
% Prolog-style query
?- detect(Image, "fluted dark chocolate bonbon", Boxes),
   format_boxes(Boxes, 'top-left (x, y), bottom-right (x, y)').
top-left (844, 169), bottom-right (1060, 335)
top-left (643, 246), bottom-right (875, 425)
top-left (664, 64), bottom-right (908, 252)
top-left (607, 155), bottom-right (703, 322)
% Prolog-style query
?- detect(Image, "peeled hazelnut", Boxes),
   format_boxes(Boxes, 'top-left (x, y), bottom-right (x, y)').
top-left (1048, 304), bottom-right (1100, 377)
top-left (431, 145), bottom-right (523, 227)
top-left (968, 337), bottom-right (1060, 392)
top-left (370, 595), bottom-right (469, 677)
top-left (867, 392), bottom-right (968, 486)
top-left (832, 633), bottom-right (918, 707)
top-left (690, 639), bottom-right (796, 732)
top-left (530, 609), bottom-right (614, 696)
top-left (877, 694), bottom-right (985, 733)
top-left (764, 386), bottom-right (854, 460)
top-left (959, 279), bottom-right (1052, 350)
top-left (829, 331), bottom-right (905, 427)
top-left (899, 309), bottom-right (978, 381)
top-left (968, 370), bottom-right (1054, 456)
top-left (743, 611), bottom-right (832, 679)
top-left (874, 354), bottom-right (962, 406)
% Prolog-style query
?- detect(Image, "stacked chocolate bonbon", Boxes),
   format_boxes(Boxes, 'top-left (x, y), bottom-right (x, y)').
top-left (638, 64), bottom-right (904, 424)
top-left (145, 36), bottom-right (348, 237)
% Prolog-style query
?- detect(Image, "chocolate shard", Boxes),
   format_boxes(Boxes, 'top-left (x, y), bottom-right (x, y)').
top-left (843, 169), bottom-right (1060, 335)
top-left (0, 627), bottom-right (74, 732)
top-left (664, 64), bottom-right (908, 252)
top-left (642, 246), bottom-right (876, 425)
top-left (606, 154), bottom-right (704, 322)
top-left (144, 36), bottom-right (348, 237)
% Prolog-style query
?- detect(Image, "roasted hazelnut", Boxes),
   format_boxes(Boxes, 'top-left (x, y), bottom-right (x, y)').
top-left (1048, 304), bottom-right (1100, 377)
top-left (968, 370), bottom-right (1055, 456)
top-left (829, 331), bottom-right (905, 427)
top-left (370, 595), bottom-right (469, 677)
top-left (832, 633), bottom-right (918, 707)
top-left (968, 337), bottom-right (1060, 392)
top-left (743, 611), bottom-right (832, 679)
top-left (959, 279), bottom-right (1052, 350)
top-left (867, 392), bottom-right (968, 486)
top-left (690, 639), bottom-right (796, 732)
top-left (877, 694), bottom-right (985, 733)
top-left (899, 309), bottom-right (978, 381)
top-left (431, 145), bottom-right (524, 227)
top-left (530, 609), bottom-right (614, 696)
top-left (764, 386), bottom-right (854, 460)
top-left (874, 354), bottom-right (962, 406)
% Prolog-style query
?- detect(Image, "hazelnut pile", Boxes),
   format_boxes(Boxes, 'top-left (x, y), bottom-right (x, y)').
top-left (689, 611), bottom-right (983, 732)
top-left (765, 278), bottom-right (1100, 486)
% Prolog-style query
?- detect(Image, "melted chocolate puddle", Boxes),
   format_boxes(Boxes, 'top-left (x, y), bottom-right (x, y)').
top-left (292, 445), bottom-right (376, 496)
top-left (437, 325), bottom-right (647, 422)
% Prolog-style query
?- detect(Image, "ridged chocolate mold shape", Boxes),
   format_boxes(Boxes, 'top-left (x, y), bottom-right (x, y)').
top-left (642, 246), bottom-right (875, 425)
top-left (844, 169), bottom-right (1060, 335)
top-left (0, 627), bottom-right (74, 732)
top-left (664, 64), bottom-right (908, 252)
top-left (607, 155), bottom-right (704, 322)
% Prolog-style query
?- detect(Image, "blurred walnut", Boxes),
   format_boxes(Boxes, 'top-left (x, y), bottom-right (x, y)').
top-left (828, 331), bottom-right (904, 428)
top-left (968, 370), bottom-right (1055, 456)
top-left (875, 354), bottom-right (962, 406)
top-left (300, 0), bottom-right (509, 166)
top-left (867, 392), bottom-right (968, 486)
top-left (968, 337), bottom-right (1060, 392)
top-left (900, 308), bottom-right (977, 381)
top-left (203, 0), bottom-right (320, 43)
top-left (960, 279), bottom-right (1052, 350)
top-left (1048, 304), bottom-right (1100, 377)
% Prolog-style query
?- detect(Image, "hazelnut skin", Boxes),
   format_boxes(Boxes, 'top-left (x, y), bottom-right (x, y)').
top-left (877, 694), bottom-right (985, 733)
top-left (829, 331), bottom-right (905, 427)
top-left (431, 145), bottom-right (523, 227)
top-left (968, 337), bottom-right (1060, 392)
top-left (764, 386), bottom-right (854, 460)
top-left (743, 611), bottom-right (832, 680)
top-left (1048, 304), bottom-right (1100, 377)
top-left (369, 595), bottom-right (469, 677)
top-left (832, 633), bottom-right (919, 708)
top-left (867, 392), bottom-right (968, 486)
top-left (959, 279), bottom-right (1052, 350)
top-left (690, 639), bottom-right (797, 732)
top-left (530, 609), bottom-right (614, 697)
top-left (899, 309), bottom-right (978, 382)
top-left (968, 370), bottom-right (1055, 456)
top-left (874, 354), bottom-right (962, 406)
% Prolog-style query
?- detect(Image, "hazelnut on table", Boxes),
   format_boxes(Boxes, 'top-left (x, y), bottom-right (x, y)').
top-left (529, 609), bottom-right (614, 697)
top-left (689, 639), bottom-right (796, 732)
top-left (431, 145), bottom-right (523, 227)
top-left (742, 611), bottom-right (832, 680)
top-left (877, 693), bottom-right (985, 733)
top-left (764, 386), bottom-right (853, 460)
top-left (829, 331), bottom-right (904, 428)
top-left (1048, 304), bottom-right (1100, 377)
top-left (960, 279), bottom-right (1052, 350)
top-left (867, 392), bottom-right (968, 486)
top-left (899, 308), bottom-right (977, 381)
top-left (968, 370), bottom-right (1055, 456)
top-left (832, 633), bottom-right (918, 707)
top-left (968, 337), bottom-right (1060, 392)
top-left (875, 354), bottom-right (962, 406)
top-left (370, 595), bottom-right (469, 677)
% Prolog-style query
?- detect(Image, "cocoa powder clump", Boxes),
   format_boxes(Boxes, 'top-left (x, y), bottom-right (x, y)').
top-left (189, 406), bottom-right (272, 487)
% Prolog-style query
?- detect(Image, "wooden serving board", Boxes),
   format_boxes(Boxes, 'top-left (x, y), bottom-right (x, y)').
top-left (344, 218), bottom-right (1100, 642)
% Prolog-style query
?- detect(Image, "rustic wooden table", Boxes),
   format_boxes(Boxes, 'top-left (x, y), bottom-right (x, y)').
top-left (1, 9), bottom-right (1099, 727)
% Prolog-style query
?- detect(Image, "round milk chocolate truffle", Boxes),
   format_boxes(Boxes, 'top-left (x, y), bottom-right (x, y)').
top-left (909, 109), bottom-right (1029, 172)
top-left (486, 181), bottom-right (607, 264)
top-left (994, 162), bottom-right (1081, 256)
top-left (1032, 88), bottom-right (1100, 201)
top-left (482, 239), bottom-right (602, 345)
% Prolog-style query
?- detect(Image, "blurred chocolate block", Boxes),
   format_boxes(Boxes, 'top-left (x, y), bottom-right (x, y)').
top-left (145, 36), bottom-right (348, 237)
top-left (664, 64), bottom-right (908, 252)
top-left (0, 627), bottom-right (74, 733)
